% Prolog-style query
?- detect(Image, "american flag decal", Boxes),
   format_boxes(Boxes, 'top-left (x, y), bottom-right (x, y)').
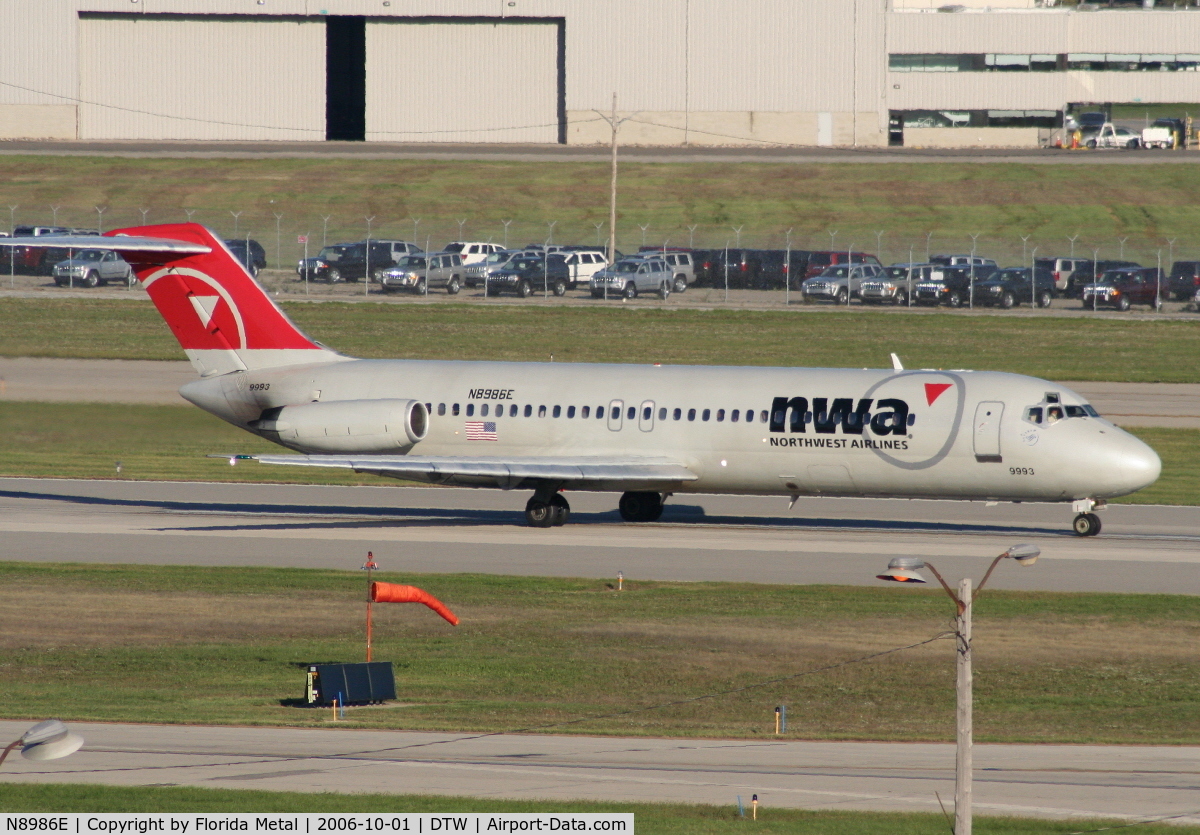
top-left (465, 421), bottom-right (498, 441)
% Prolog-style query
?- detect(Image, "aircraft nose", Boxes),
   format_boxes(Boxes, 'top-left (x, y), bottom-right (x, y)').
top-left (1114, 431), bottom-right (1161, 494)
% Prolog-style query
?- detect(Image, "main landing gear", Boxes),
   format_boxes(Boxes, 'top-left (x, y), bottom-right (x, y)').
top-left (618, 491), bottom-right (664, 522)
top-left (1071, 498), bottom-right (1103, 537)
top-left (525, 490), bottom-right (569, 528)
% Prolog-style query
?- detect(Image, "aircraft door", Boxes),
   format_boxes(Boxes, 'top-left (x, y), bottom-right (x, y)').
top-left (608, 399), bottom-right (624, 431)
top-left (973, 401), bottom-right (1004, 462)
top-left (638, 400), bottom-right (655, 432)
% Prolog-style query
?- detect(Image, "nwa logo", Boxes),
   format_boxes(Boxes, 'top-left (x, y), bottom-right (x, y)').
top-left (768, 396), bottom-right (914, 450)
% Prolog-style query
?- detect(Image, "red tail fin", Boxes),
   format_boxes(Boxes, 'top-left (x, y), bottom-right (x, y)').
top-left (109, 223), bottom-right (344, 376)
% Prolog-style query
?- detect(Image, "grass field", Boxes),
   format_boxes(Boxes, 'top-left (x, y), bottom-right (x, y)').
top-left (1, 562), bottom-right (1198, 745)
top-left (3, 297), bottom-right (1200, 383)
top-left (2, 785), bottom-right (1197, 835)
top-left (1, 157), bottom-right (1199, 268)
top-left (0, 401), bottom-right (1192, 504)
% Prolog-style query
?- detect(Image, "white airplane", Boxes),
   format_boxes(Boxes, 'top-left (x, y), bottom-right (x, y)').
top-left (6, 223), bottom-right (1160, 536)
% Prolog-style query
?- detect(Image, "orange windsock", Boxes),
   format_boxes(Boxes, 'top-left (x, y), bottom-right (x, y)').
top-left (370, 582), bottom-right (459, 625)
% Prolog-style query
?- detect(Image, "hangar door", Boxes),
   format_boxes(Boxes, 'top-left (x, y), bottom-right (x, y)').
top-left (366, 20), bottom-right (561, 144)
top-left (78, 15), bottom-right (325, 141)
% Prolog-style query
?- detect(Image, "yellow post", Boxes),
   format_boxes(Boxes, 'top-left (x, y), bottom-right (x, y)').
top-left (751, 795), bottom-right (758, 820)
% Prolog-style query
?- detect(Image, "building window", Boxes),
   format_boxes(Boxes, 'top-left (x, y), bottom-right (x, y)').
top-left (891, 52), bottom-right (1200, 74)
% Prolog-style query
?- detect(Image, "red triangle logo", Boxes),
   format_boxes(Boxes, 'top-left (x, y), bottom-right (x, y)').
top-left (925, 383), bottom-right (952, 406)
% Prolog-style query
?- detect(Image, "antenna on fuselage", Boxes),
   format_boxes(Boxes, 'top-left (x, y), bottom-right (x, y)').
top-left (890, 353), bottom-right (904, 372)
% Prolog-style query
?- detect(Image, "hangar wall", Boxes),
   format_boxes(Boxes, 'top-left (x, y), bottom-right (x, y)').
top-left (0, 1), bottom-right (1198, 147)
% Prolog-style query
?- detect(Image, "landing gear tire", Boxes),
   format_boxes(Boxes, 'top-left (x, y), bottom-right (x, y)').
top-left (549, 494), bottom-right (570, 526)
top-left (1072, 512), bottom-right (1102, 537)
top-left (618, 491), bottom-right (664, 522)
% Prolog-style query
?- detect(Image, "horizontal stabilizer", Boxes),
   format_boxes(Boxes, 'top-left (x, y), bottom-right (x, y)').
top-left (0, 235), bottom-right (211, 255)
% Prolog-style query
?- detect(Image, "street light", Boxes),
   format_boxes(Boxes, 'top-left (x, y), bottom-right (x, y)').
top-left (0, 720), bottom-right (84, 766)
top-left (876, 544), bottom-right (1040, 835)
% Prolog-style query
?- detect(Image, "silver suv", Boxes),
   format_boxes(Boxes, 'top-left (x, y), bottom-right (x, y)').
top-left (648, 251), bottom-right (695, 292)
top-left (860, 264), bottom-right (936, 305)
top-left (379, 252), bottom-right (465, 294)
top-left (53, 249), bottom-right (134, 287)
top-left (590, 257), bottom-right (673, 299)
top-left (801, 263), bottom-right (884, 303)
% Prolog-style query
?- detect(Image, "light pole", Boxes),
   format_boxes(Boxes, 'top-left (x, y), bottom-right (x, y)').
top-left (785, 228), bottom-right (793, 305)
top-left (0, 720), bottom-right (84, 766)
top-left (1029, 246), bottom-right (1039, 306)
top-left (968, 233), bottom-right (980, 309)
top-left (365, 216), bottom-right (375, 295)
top-left (877, 544), bottom-right (1041, 835)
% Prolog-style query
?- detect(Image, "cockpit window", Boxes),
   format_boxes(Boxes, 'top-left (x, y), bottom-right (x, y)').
top-left (1025, 406), bottom-right (1043, 424)
top-left (1024, 400), bottom-right (1098, 425)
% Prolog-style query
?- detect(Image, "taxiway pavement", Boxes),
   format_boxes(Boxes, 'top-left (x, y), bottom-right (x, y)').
top-left (2, 721), bottom-right (1196, 824)
top-left (2, 478), bottom-right (1197, 594)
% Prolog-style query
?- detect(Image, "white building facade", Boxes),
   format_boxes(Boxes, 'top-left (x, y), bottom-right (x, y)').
top-left (0, 0), bottom-right (1197, 148)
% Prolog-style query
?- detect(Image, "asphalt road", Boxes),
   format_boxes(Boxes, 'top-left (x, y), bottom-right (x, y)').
top-left (2, 356), bottom-right (1197, 427)
top-left (0, 139), bottom-right (1196, 165)
top-left (1, 478), bottom-right (1197, 594)
top-left (2, 721), bottom-right (1197, 823)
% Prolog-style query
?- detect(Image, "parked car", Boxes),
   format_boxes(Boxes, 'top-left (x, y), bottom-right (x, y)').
top-left (1067, 260), bottom-right (1141, 297)
top-left (1034, 257), bottom-right (1090, 293)
top-left (52, 249), bottom-right (134, 287)
top-left (378, 252), bottom-right (464, 294)
top-left (9, 225), bottom-right (74, 275)
top-left (929, 254), bottom-right (997, 269)
top-left (561, 249), bottom-right (609, 290)
top-left (801, 263), bottom-right (884, 304)
top-left (224, 238), bottom-right (266, 277)
top-left (489, 254), bottom-right (572, 298)
top-left (1082, 123), bottom-right (1140, 149)
top-left (298, 243), bottom-right (353, 282)
top-left (799, 251), bottom-right (882, 281)
top-left (444, 242), bottom-right (505, 265)
top-left (708, 248), bottom-right (764, 289)
top-left (859, 264), bottom-right (936, 305)
top-left (1168, 261), bottom-right (1200, 301)
top-left (590, 256), bottom-right (673, 299)
top-left (973, 267), bottom-right (1056, 309)
top-left (912, 264), bottom-right (998, 307)
top-left (755, 249), bottom-right (809, 290)
top-left (1082, 267), bottom-right (1165, 311)
top-left (638, 249), bottom-right (696, 291)
top-left (465, 249), bottom-right (525, 288)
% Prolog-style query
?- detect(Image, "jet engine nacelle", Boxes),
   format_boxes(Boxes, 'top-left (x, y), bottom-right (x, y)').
top-left (251, 398), bottom-right (428, 453)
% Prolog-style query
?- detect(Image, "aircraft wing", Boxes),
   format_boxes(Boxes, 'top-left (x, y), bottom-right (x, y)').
top-left (0, 235), bottom-right (211, 254)
top-left (244, 454), bottom-right (699, 489)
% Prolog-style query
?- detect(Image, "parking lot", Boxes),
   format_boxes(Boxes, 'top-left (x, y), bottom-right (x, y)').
top-left (5, 268), bottom-right (1197, 320)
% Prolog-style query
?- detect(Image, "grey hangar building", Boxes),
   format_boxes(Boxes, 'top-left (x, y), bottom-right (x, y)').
top-left (2, 0), bottom-right (1198, 149)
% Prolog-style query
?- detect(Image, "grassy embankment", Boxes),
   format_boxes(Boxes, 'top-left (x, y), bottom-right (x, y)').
top-left (0, 563), bottom-right (1197, 745)
top-left (2, 784), bottom-right (1197, 835)
top-left (1, 156), bottom-right (1200, 267)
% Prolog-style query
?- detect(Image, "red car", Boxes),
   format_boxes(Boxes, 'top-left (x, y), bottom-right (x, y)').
top-left (1081, 267), bottom-right (1166, 311)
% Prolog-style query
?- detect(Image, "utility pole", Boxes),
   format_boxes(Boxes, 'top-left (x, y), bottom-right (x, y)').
top-left (608, 93), bottom-right (619, 264)
top-left (956, 577), bottom-right (974, 835)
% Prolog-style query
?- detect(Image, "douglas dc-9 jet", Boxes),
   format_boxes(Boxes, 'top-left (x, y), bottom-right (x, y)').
top-left (6, 224), bottom-right (1160, 536)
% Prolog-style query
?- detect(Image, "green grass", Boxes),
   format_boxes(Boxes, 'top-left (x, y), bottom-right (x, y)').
top-left (4, 298), bottom-right (1200, 383)
top-left (1, 563), bottom-right (1198, 745)
top-left (0, 401), bottom-right (1192, 504)
top-left (1, 157), bottom-right (1200, 267)
top-left (1, 785), bottom-right (1196, 835)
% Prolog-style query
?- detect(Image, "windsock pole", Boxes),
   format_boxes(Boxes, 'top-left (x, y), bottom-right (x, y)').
top-left (362, 552), bottom-right (379, 662)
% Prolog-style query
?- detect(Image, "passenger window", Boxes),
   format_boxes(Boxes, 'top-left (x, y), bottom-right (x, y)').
top-left (466, 404), bottom-right (475, 417)
top-left (731, 410), bottom-right (740, 422)
top-left (717, 409), bottom-right (725, 421)
top-left (538, 405), bottom-right (547, 418)
top-left (524, 404), bottom-right (532, 417)
top-left (452, 403), bottom-right (460, 416)
top-left (627, 406), bottom-right (635, 420)
top-left (760, 410), bottom-right (768, 423)
top-left (481, 404), bottom-right (489, 417)
top-left (702, 409), bottom-right (711, 421)
top-left (658, 407), bottom-right (666, 420)
top-left (438, 403), bottom-right (446, 416)
top-left (582, 406), bottom-right (591, 418)
top-left (567, 406), bottom-right (576, 418)
top-left (597, 406), bottom-right (605, 419)
top-left (553, 405), bottom-right (561, 418)
top-left (688, 409), bottom-right (696, 421)
top-left (643, 406), bottom-right (651, 420)
top-left (673, 408), bottom-right (681, 420)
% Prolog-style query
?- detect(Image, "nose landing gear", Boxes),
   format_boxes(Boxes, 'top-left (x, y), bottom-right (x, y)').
top-left (1071, 498), bottom-right (1103, 537)
top-left (1072, 513), bottom-right (1101, 537)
